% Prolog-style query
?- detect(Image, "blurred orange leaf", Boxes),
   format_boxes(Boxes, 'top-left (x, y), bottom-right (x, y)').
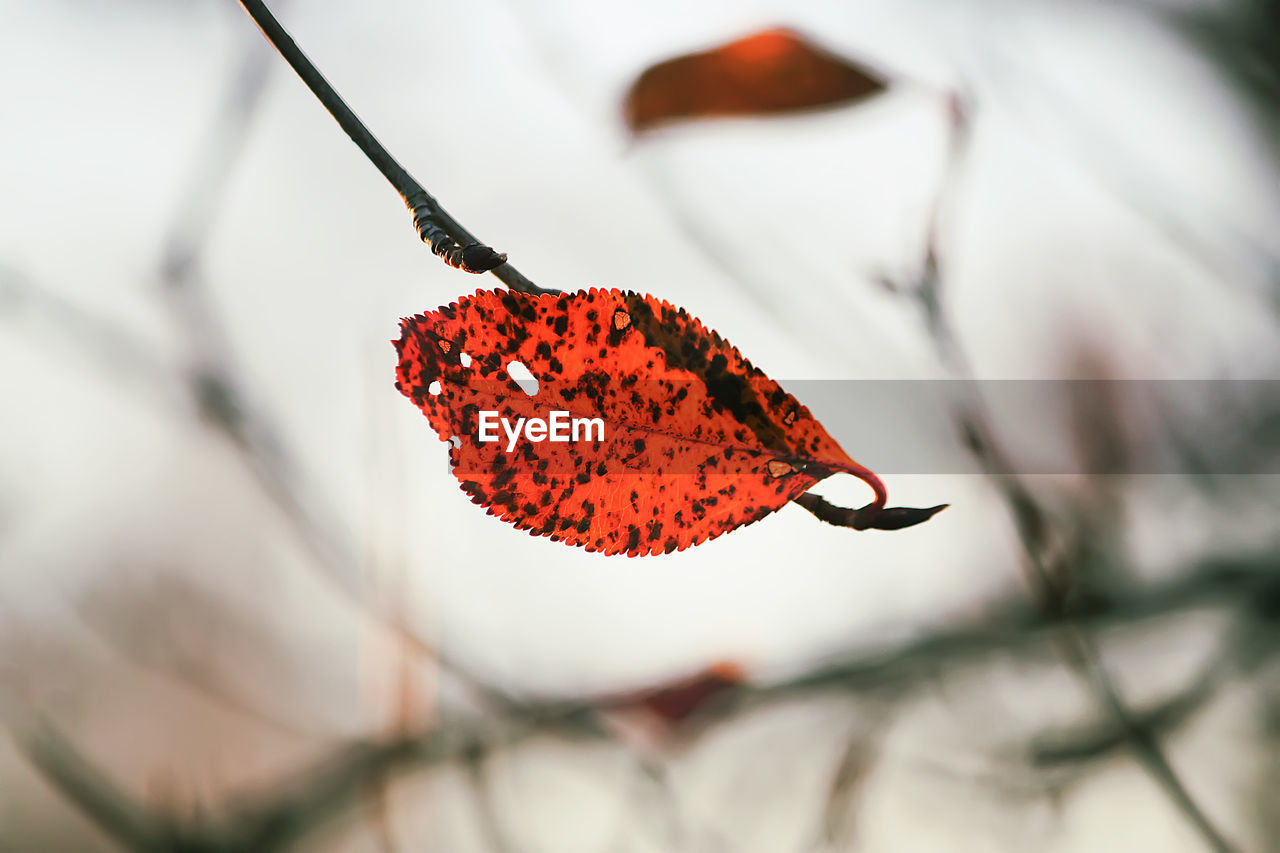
top-left (628, 661), bottom-right (745, 723)
top-left (623, 28), bottom-right (886, 134)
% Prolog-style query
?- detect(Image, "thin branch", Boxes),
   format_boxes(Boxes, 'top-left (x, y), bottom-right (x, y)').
top-left (234, 0), bottom-right (552, 294)
top-left (14, 723), bottom-right (171, 851)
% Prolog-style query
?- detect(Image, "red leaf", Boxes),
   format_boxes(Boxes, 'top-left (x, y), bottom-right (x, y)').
top-left (626, 661), bottom-right (745, 723)
top-left (623, 28), bottom-right (886, 134)
top-left (395, 288), bottom-right (925, 557)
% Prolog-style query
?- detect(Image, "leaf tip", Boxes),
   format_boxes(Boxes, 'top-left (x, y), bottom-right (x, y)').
top-left (867, 503), bottom-right (949, 531)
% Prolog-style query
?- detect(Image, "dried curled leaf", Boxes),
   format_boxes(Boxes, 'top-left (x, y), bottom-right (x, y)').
top-left (623, 28), bottom-right (886, 134)
top-left (626, 661), bottom-right (745, 724)
top-left (599, 662), bottom-right (746, 751)
top-left (395, 288), bottom-right (936, 556)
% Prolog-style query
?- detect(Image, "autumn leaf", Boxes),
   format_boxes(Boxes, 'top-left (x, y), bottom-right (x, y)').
top-left (593, 662), bottom-right (746, 752)
top-left (395, 288), bottom-right (943, 556)
top-left (623, 661), bottom-right (745, 724)
top-left (623, 28), bottom-right (886, 134)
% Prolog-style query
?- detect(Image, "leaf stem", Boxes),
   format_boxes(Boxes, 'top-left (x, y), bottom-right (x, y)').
top-left (795, 493), bottom-right (948, 531)
top-left (234, 0), bottom-right (552, 294)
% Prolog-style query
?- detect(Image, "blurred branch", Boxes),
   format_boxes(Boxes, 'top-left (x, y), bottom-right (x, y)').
top-left (76, 573), bottom-right (325, 741)
top-left (0, 262), bottom-right (181, 407)
top-left (879, 91), bottom-right (1069, 608)
top-left (156, 19), bottom-right (326, 566)
top-left (624, 758), bottom-right (689, 852)
top-left (12, 714), bottom-right (537, 852)
top-left (13, 548), bottom-right (1271, 849)
top-left (0, 31), bottom-right (579, 848)
top-left (1059, 625), bottom-right (1238, 852)
top-left (1030, 651), bottom-right (1229, 769)
top-left (463, 746), bottom-right (518, 853)
top-left (14, 722), bottom-right (170, 851)
top-left (727, 554), bottom-right (1274, 714)
top-left (362, 775), bottom-right (401, 853)
top-left (148, 13), bottom-right (534, 734)
top-left (886, 91), bottom-right (1240, 852)
top-left (1172, 0), bottom-right (1280, 151)
top-left (162, 26), bottom-right (274, 285)
top-left (813, 724), bottom-right (876, 850)
top-left (157, 21), bottom-right (365, 604)
top-left (233, 0), bottom-right (550, 293)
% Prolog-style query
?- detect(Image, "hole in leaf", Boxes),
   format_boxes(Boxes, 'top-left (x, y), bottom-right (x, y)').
top-left (505, 360), bottom-right (539, 397)
top-left (428, 380), bottom-right (442, 396)
top-left (459, 352), bottom-right (472, 367)
top-left (766, 460), bottom-right (793, 478)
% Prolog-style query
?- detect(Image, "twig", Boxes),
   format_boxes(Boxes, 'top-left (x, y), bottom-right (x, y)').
top-left (234, 0), bottom-right (552, 294)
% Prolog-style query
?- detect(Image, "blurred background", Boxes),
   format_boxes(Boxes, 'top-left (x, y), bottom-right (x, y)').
top-left (1, 0), bottom-right (1278, 850)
